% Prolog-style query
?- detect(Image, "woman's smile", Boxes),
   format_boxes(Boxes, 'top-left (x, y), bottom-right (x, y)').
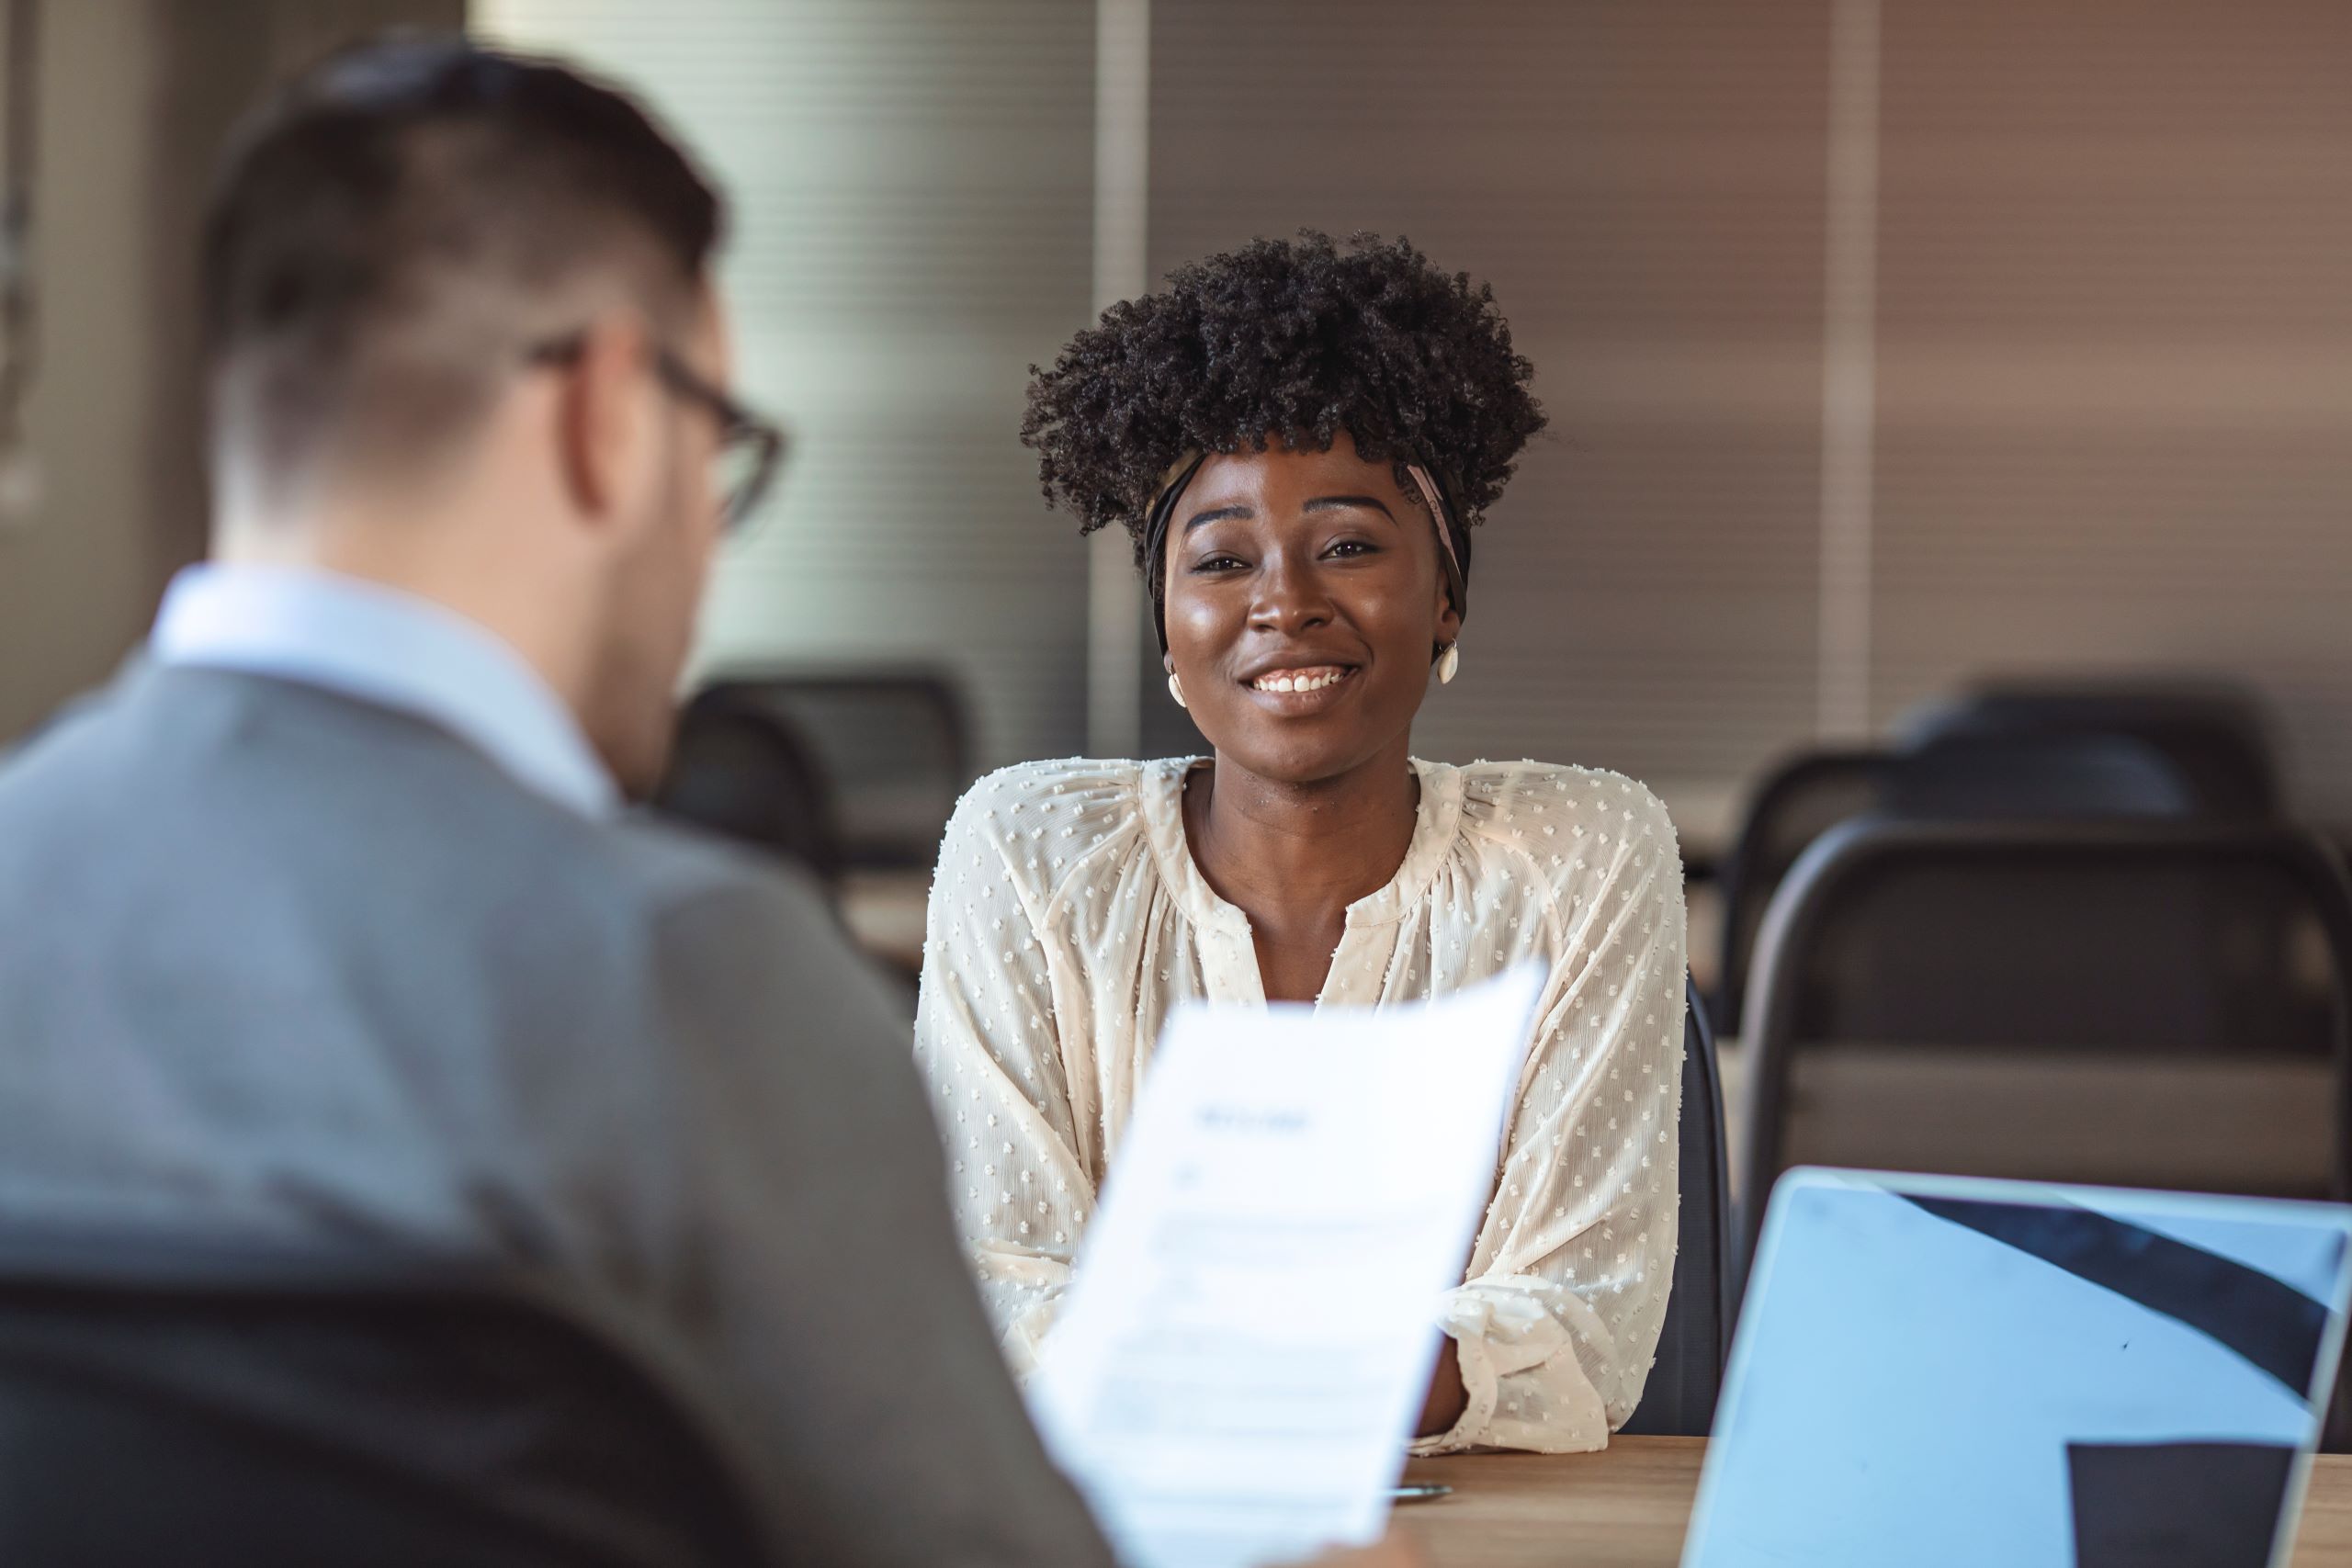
top-left (1242, 660), bottom-right (1361, 708)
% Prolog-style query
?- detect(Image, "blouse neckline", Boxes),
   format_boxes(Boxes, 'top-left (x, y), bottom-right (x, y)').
top-left (1134, 755), bottom-right (1467, 944)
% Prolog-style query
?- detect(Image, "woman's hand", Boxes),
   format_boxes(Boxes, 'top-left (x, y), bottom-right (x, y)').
top-left (1416, 1335), bottom-right (1468, 1438)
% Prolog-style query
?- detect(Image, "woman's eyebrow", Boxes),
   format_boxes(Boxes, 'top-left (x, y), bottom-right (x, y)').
top-left (1303, 494), bottom-right (1396, 519)
top-left (1182, 503), bottom-right (1252, 532)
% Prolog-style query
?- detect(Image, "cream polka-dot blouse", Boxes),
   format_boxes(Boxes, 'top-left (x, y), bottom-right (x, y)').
top-left (911, 754), bottom-right (1687, 1454)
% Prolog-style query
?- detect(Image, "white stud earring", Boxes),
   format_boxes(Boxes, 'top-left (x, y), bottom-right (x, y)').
top-left (1167, 671), bottom-right (1188, 709)
top-left (1437, 643), bottom-right (1461, 685)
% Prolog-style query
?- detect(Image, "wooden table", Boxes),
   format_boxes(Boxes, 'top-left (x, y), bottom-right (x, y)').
top-left (1399, 1438), bottom-right (2352, 1566)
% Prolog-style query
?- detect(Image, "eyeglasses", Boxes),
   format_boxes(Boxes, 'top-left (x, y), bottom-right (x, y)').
top-left (526, 333), bottom-right (788, 533)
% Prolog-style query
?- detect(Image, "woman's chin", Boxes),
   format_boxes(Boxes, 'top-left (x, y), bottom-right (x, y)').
top-left (1205, 731), bottom-right (1408, 791)
top-left (1191, 677), bottom-right (1423, 788)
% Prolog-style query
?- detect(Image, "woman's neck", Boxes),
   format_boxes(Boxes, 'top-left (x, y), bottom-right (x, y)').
top-left (1182, 738), bottom-right (1421, 1000)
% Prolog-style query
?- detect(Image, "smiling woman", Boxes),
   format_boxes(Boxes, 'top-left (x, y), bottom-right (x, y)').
top-left (912, 231), bottom-right (1688, 1456)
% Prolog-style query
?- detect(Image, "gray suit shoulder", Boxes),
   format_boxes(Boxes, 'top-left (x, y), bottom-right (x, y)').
top-left (603, 813), bottom-right (836, 932)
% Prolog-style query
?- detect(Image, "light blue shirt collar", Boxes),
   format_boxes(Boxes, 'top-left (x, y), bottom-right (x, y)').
top-left (151, 563), bottom-right (621, 819)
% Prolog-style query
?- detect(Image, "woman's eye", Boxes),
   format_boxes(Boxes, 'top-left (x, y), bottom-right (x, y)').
top-left (1191, 554), bottom-right (1247, 572)
top-left (1325, 539), bottom-right (1377, 559)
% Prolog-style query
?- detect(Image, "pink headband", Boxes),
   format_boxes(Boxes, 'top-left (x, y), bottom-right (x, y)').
top-left (1405, 463), bottom-right (1465, 596)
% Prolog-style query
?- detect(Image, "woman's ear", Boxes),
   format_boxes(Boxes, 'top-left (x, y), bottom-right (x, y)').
top-left (1433, 586), bottom-right (1464, 657)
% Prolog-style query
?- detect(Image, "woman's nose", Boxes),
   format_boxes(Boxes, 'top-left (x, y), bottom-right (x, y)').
top-left (1248, 555), bottom-right (1335, 634)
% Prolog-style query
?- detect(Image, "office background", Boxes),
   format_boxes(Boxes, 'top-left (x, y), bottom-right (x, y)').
top-left (4, 2), bottom-right (2346, 852)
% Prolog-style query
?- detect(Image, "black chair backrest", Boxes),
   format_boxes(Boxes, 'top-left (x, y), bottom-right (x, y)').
top-left (1713, 750), bottom-right (1887, 1040)
top-left (658, 689), bottom-right (845, 886)
top-left (0, 1231), bottom-right (771, 1568)
top-left (1898, 679), bottom-right (2284, 820)
top-left (662, 686), bottom-right (846, 884)
top-left (1620, 979), bottom-right (1729, 1437)
top-left (1714, 733), bottom-right (2201, 1035)
top-left (1881, 733), bottom-right (2197, 820)
top-left (1735, 819), bottom-right (2352, 1282)
top-left (693, 672), bottom-right (972, 873)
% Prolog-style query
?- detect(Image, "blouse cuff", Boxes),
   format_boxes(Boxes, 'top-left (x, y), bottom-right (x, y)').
top-left (1410, 1278), bottom-right (1585, 1454)
top-left (1000, 1292), bottom-right (1067, 1382)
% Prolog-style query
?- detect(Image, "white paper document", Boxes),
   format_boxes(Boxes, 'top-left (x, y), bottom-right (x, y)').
top-left (1028, 964), bottom-right (1546, 1568)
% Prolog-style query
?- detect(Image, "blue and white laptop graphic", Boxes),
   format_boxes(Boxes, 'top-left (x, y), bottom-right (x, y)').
top-left (1683, 1169), bottom-right (2352, 1568)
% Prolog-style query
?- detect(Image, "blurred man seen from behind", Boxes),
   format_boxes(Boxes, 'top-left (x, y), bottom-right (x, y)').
top-left (0, 37), bottom-right (1114, 1567)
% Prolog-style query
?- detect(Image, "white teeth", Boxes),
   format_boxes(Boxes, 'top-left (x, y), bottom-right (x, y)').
top-left (1253, 669), bottom-right (1346, 694)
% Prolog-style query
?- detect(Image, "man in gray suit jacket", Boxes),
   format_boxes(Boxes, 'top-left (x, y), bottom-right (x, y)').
top-left (0, 39), bottom-right (1115, 1568)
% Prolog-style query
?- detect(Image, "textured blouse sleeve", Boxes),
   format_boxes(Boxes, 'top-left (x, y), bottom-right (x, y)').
top-left (1416, 773), bottom-right (1689, 1454)
top-left (911, 767), bottom-right (1098, 1378)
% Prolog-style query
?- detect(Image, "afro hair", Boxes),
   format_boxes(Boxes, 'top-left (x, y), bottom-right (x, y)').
top-left (1021, 230), bottom-right (1546, 570)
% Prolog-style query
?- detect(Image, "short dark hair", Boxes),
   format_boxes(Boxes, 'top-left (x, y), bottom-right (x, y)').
top-left (1021, 231), bottom-right (1546, 566)
top-left (201, 34), bottom-right (724, 486)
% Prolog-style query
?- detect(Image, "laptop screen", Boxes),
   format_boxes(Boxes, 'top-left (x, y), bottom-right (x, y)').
top-left (1683, 1171), bottom-right (2352, 1568)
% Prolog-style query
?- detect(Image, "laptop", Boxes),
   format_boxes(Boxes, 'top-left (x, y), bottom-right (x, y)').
top-left (1682, 1168), bottom-right (2352, 1568)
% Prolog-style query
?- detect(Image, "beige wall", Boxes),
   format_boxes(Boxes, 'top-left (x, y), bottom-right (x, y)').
top-left (0, 0), bottom-right (461, 744)
top-left (0, 2), bottom-right (161, 740)
top-left (1868, 2), bottom-right (2352, 814)
top-left (1139, 0), bottom-right (2352, 832)
top-left (476, 0), bottom-right (1100, 770)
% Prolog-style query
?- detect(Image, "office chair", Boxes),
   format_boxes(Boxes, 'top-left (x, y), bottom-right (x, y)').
top-left (657, 688), bottom-right (845, 886)
top-left (1734, 818), bottom-right (2352, 1287)
top-left (1714, 732), bottom-right (2200, 1035)
top-left (1620, 979), bottom-right (1730, 1438)
top-left (1898, 678), bottom-right (2283, 822)
top-left (691, 671), bottom-right (972, 873)
top-left (0, 1228), bottom-right (772, 1568)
